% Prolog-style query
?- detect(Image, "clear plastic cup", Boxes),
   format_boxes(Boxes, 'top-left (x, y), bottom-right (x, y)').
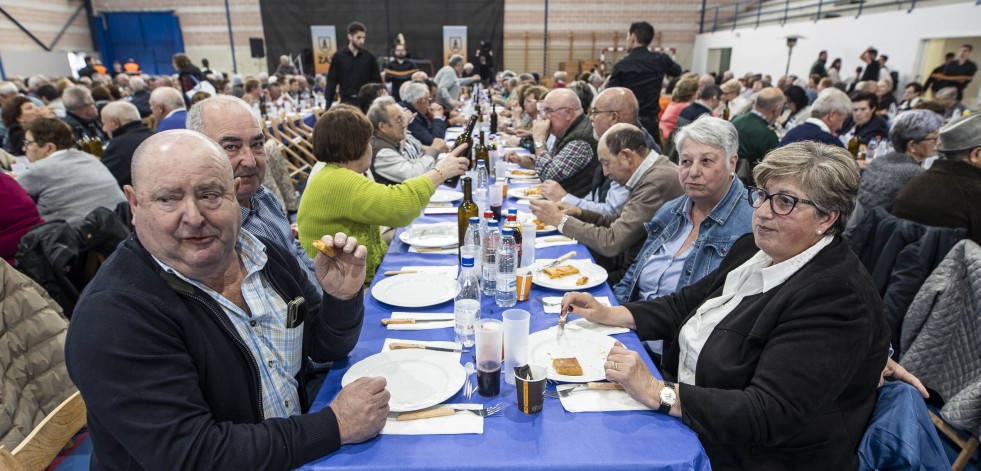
top-left (475, 319), bottom-right (503, 397)
top-left (502, 309), bottom-right (530, 386)
top-left (520, 221), bottom-right (536, 267)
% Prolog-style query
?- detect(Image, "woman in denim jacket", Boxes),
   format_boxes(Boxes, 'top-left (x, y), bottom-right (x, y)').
top-left (614, 116), bottom-right (754, 303)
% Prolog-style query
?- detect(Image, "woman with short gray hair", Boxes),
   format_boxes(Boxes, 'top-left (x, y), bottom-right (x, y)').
top-left (844, 109), bottom-right (943, 235)
top-left (613, 116), bottom-right (753, 303)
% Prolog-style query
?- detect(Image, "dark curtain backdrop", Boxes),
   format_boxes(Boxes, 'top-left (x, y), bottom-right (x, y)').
top-left (259, 0), bottom-right (504, 77)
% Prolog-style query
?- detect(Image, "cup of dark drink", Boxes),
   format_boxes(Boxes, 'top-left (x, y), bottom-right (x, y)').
top-left (514, 364), bottom-right (546, 414)
top-left (475, 319), bottom-right (503, 397)
top-left (489, 183), bottom-right (505, 219)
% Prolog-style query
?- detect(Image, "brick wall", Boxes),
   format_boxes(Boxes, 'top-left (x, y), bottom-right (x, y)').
top-left (92, 0), bottom-right (267, 75)
top-left (503, 0), bottom-right (721, 76)
top-left (0, 0), bottom-right (92, 52)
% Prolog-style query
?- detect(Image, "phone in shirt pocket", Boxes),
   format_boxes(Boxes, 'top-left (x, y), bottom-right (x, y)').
top-left (285, 296), bottom-right (305, 376)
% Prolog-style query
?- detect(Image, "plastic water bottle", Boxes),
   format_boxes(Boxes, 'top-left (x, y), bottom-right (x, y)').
top-left (462, 217), bottom-right (482, 278)
top-left (475, 159), bottom-right (489, 212)
top-left (496, 228), bottom-right (518, 307)
top-left (480, 210), bottom-right (493, 242)
top-left (482, 221), bottom-right (500, 296)
top-left (875, 138), bottom-right (890, 159)
top-left (454, 257), bottom-right (481, 347)
top-left (866, 137), bottom-right (879, 162)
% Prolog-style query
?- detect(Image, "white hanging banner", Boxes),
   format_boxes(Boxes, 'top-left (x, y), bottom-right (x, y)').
top-left (442, 26), bottom-right (468, 67)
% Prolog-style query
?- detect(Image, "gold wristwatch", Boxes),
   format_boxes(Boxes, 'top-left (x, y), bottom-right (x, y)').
top-left (658, 381), bottom-right (677, 414)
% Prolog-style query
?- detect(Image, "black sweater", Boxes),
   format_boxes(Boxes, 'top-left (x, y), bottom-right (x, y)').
top-left (626, 234), bottom-right (889, 470)
top-left (66, 233), bottom-right (364, 470)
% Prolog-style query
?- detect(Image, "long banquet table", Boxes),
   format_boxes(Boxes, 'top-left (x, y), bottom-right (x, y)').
top-left (299, 170), bottom-right (710, 470)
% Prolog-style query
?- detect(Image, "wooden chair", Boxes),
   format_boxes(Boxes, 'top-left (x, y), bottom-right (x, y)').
top-left (270, 116), bottom-right (317, 164)
top-left (929, 411), bottom-right (979, 471)
top-left (0, 391), bottom-right (86, 471)
top-left (277, 143), bottom-right (312, 189)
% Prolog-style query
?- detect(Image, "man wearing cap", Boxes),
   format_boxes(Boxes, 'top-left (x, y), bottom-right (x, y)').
top-left (892, 113), bottom-right (981, 244)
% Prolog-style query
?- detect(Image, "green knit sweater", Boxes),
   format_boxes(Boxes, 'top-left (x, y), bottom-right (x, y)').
top-left (297, 164), bottom-right (435, 286)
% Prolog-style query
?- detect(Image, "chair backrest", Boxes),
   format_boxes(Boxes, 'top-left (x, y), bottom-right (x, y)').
top-left (0, 391), bottom-right (86, 471)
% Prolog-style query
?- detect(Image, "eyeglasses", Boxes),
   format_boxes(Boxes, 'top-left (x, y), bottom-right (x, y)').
top-left (542, 106), bottom-right (571, 115)
top-left (590, 109), bottom-right (616, 118)
top-left (23, 139), bottom-right (37, 147)
top-left (918, 136), bottom-right (939, 142)
top-left (747, 187), bottom-right (818, 215)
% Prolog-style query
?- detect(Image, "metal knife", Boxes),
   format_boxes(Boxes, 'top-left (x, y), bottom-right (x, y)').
top-left (536, 251), bottom-right (577, 272)
top-left (389, 342), bottom-right (469, 353)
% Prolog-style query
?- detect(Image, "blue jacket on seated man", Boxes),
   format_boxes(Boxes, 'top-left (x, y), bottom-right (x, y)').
top-left (614, 175), bottom-right (753, 303)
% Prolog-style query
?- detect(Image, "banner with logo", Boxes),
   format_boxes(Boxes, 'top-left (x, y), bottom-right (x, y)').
top-left (311, 25), bottom-right (336, 76)
top-left (442, 26), bottom-right (467, 67)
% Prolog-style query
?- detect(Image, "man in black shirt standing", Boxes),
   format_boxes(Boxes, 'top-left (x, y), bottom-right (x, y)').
top-left (325, 22), bottom-right (381, 106)
top-left (606, 21), bottom-right (681, 147)
top-left (859, 47), bottom-right (881, 82)
top-left (936, 45), bottom-right (978, 102)
top-left (384, 43), bottom-right (418, 103)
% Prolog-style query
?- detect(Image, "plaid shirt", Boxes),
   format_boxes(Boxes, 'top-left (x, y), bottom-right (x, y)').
top-left (241, 185), bottom-right (320, 291)
top-left (153, 230), bottom-right (301, 419)
top-left (534, 139), bottom-right (593, 182)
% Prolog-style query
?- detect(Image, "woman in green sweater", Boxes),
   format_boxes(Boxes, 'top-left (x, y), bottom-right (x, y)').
top-left (298, 104), bottom-right (469, 285)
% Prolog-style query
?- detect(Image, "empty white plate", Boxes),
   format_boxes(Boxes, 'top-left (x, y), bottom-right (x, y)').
top-left (371, 273), bottom-right (460, 307)
top-left (430, 190), bottom-right (464, 203)
top-left (399, 222), bottom-right (459, 248)
top-left (342, 349), bottom-right (466, 412)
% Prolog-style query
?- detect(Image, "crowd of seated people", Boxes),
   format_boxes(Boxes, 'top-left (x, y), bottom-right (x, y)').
top-left (1, 24), bottom-right (979, 470)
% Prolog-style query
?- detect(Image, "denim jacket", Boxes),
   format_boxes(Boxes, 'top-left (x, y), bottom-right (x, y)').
top-left (613, 176), bottom-right (754, 303)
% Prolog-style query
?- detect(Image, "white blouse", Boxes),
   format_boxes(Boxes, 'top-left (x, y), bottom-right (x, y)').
top-left (676, 236), bottom-right (833, 385)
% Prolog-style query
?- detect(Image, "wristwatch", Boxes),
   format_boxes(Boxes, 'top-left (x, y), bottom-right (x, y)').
top-left (534, 139), bottom-right (547, 149)
top-left (657, 381), bottom-right (677, 414)
top-left (557, 215), bottom-right (570, 234)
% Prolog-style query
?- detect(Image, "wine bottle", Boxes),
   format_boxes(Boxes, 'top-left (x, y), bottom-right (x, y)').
top-left (475, 131), bottom-right (489, 173)
top-left (490, 102), bottom-right (498, 133)
top-left (458, 177), bottom-right (479, 260)
top-left (445, 114), bottom-right (479, 188)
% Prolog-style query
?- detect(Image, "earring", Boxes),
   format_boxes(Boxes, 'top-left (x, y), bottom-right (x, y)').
top-left (817, 230), bottom-right (823, 235)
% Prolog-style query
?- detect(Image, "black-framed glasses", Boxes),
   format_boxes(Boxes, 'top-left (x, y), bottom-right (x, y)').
top-left (747, 187), bottom-right (818, 215)
top-left (23, 139), bottom-right (37, 147)
top-left (590, 109), bottom-right (616, 118)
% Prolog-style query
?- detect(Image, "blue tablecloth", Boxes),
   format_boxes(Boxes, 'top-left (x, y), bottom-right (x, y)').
top-left (299, 171), bottom-right (709, 471)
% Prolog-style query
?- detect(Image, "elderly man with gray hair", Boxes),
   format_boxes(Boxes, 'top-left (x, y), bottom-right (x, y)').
top-left (612, 116), bottom-right (753, 302)
top-left (150, 86), bottom-right (188, 131)
top-left (731, 87), bottom-right (784, 182)
top-left (779, 87), bottom-right (850, 148)
top-left (401, 81), bottom-right (447, 147)
top-left (434, 54), bottom-right (480, 110)
top-left (368, 97), bottom-right (458, 185)
top-left (128, 76), bottom-right (152, 117)
top-left (100, 101), bottom-right (153, 188)
top-left (61, 85), bottom-right (106, 140)
top-left (892, 112), bottom-right (981, 244)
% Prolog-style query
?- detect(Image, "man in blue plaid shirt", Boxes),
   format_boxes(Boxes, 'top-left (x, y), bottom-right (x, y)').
top-left (66, 130), bottom-right (389, 469)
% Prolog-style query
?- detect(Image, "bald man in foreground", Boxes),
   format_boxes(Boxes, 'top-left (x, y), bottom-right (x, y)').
top-left (65, 130), bottom-right (388, 469)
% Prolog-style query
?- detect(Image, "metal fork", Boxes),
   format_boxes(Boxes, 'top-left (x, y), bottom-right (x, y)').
top-left (463, 362), bottom-right (475, 400)
top-left (466, 402), bottom-right (505, 417)
top-left (545, 384), bottom-right (586, 398)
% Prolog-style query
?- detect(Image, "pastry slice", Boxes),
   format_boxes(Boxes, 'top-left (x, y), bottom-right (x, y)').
top-left (576, 276), bottom-right (589, 286)
top-left (544, 265), bottom-right (580, 279)
top-left (311, 240), bottom-right (336, 257)
top-left (552, 357), bottom-right (583, 376)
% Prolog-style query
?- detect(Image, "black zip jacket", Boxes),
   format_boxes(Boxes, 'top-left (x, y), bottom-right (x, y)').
top-left (65, 232), bottom-right (364, 470)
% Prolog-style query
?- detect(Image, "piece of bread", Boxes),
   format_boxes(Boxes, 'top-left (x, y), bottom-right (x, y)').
top-left (576, 276), bottom-right (589, 286)
top-left (311, 240), bottom-right (336, 257)
top-left (532, 219), bottom-right (548, 230)
top-left (523, 186), bottom-right (542, 196)
top-left (544, 265), bottom-right (580, 279)
top-left (512, 169), bottom-right (536, 176)
top-left (552, 357), bottom-right (583, 376)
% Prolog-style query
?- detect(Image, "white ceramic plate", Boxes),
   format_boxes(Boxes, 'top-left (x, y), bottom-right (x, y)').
top-left (399, 222), bottom-right (458, 248)
top-left (430, 190), bottom-right (464, 203)
top-left (528, 327), bottom-right (617, 382)
top-left (516, 211), bottom-right (557, 233)
top-left (507, 186), bottom-right (544, 200)
top-left (342, 349), bottom-right (466, 412)
top-left (531, 258), bottom-right (608, 290)
top-left (371, 273), bottom-right (460, 307)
